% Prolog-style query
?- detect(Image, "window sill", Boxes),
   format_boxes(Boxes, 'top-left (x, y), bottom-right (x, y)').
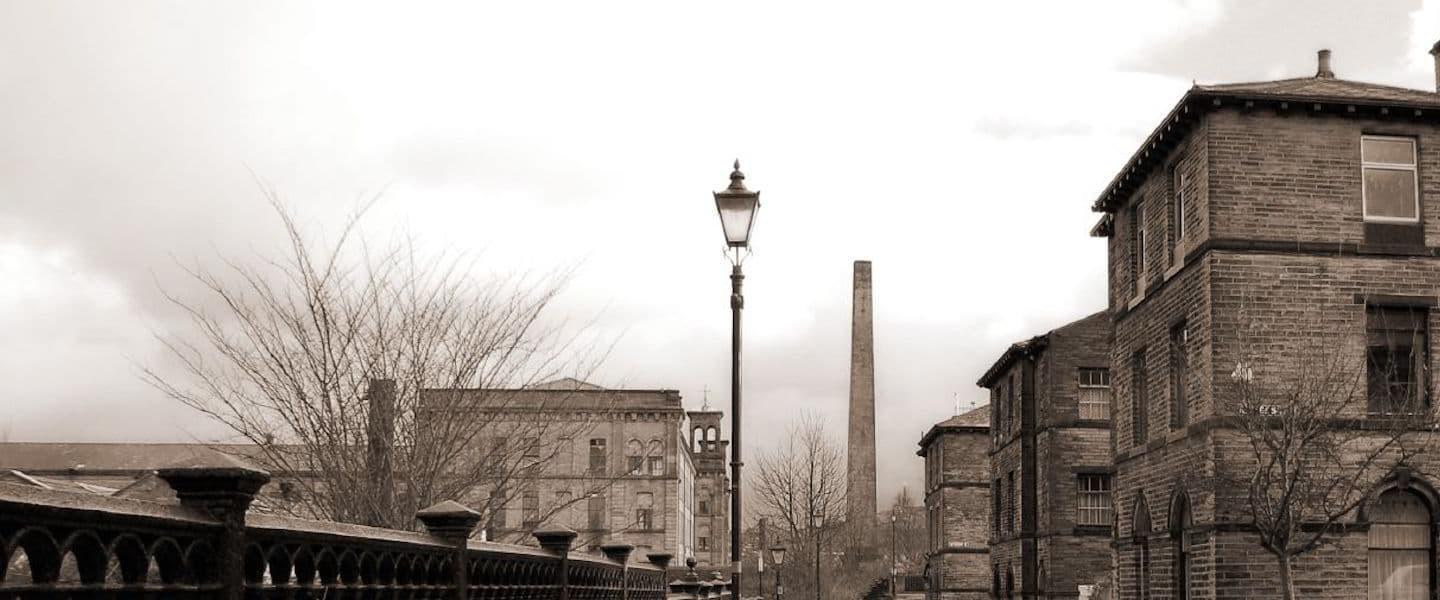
top-left (1127, 289), bottom-right (1147, 311)
top-left (1163, 261), bottom-right (1184, 282)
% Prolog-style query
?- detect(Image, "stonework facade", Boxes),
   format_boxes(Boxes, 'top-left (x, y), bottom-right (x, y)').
top-left (687, 410), bottom-right (732, 568)
top-left (919, 405), bottom-right (991, 600)
top-left (849, 260), bottom-right (878, 537)
top-left (1093, 55), bottom-right (1440, 600)
top-left (978, 311), bottom-right (1113, 599)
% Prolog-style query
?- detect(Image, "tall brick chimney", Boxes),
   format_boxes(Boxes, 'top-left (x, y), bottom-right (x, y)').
top-left (365, 378), bottom-right (397, 526)
top-left (846, 261), bottom-right (877, 539)
top-left (1429, 41), bottom-right (1440, 92)
top-left (1316, 48), bottom-right (1334, 79)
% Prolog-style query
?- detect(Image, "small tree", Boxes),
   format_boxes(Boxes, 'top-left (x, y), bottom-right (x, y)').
top-left (752, 412), bottom-right (847, 600)
top-left (1219, 304), bottom-right (1435, 599)
top-left (145, 194), bottom-right (612, 531)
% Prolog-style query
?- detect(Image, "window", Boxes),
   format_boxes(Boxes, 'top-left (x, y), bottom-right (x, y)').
top-left (1172, 494), bottom-right (1192, 600)
top-left (589, 439), bottom-right (607, 474)
top-left (648, 440), bottom-right (665, 475)
top-left (1132, 350), bottom-right (1149, 446)
top-left (522, 491), bottom-right (539, 527)
top-left (1367, 306), bottom-right (1429, 414)
top-left (1368, 489), bottom-right (1431, 600)
top-left (635, 492), bottom-right (655, 530)
top-left (1171, 168), bottom-right (1186, 262)
top-left (693, 427), bottom-right (705, 452)
top-left (626, 439), bottom-right (644, 474)
top-left (993, 478), bottom-right (1002, 534)
top-left (1009, 374), bottom-right (1020, 433)
top-left (522, 437), bottom-right (540, 460)
top-left (1079, 368), bottom-right (1111, 420)
top-left (489, 490), bottom-right (508, 531)
top-left (1007, 471), bottom-right (1018, 533)
top-left (1362, 136), bottom-right (1419, 223)
top-left (699, 498), bottom-right (710, 515)
top-left (1170, 322), bottom-right (1189, 429)
top-left (1130, 201), bottom-right (1146, 294)
top-left (698, 525), bottom-right (711, 550)
top-left (1077, 474), bottom-right (1113, 526)
top-left (991, 386), bottom-right (1002, 441)
top-left (705, 427), bottom-right (718, 451)
top-left (587, 494), bottom-right (606, 530)
top-left (559, 438), bottom-right (574, 473)
top-left (1134, 498), bottom-right (1152, 600)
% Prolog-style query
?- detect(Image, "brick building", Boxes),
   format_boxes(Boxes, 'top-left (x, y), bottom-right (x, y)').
top-left (918, 404), bottom-right (991, 600)
top-left (1090, 48), bottom-right (1440, 599)
top-left (977, 311), bottom-right (1113, 599)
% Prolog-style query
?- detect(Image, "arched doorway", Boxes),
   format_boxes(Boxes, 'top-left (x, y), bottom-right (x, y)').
top-left (1369, 488), bottom-right (1432, 600)
top-left (1170, 493), bottom-right (1191, 600)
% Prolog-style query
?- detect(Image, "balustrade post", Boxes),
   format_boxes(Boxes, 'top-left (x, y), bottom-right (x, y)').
top-left (158, 457), bottom-right (271, 600)
top-left (600, 544), bottom-right (633, 600)
top-left (534, 528), bottom-right (577, 600)
top-left (416, 501), bottom-right (482, 600)
top-left (668, 557), bottom-right (702, 600)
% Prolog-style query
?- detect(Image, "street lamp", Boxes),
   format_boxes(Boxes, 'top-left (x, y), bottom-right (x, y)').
top-left (770, 546), bottom-right (787, 600)
top-left (811, 513), bottom-right (824, 600)
top-left (713, 160), bottom-right (759, 594)
top-left (890, 513), bottom-right (898, 597)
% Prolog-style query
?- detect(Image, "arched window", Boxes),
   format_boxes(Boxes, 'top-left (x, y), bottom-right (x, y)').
top-left (625, 439), bottom-right (643, 474)
top-left (705, 427), bottom-right (718, 451)
top-left (693, 427), bottom-right (704, 452)
top-left (992, 566), bottom-right (1000, 596)
top-left (1369, 488), bottom-right (1432, 600)
top-left (647, 440), bottom-right (664, 475)
top-left (1005, 567), bottom-right (1014, 599)
top-left (1133, 495), bottom-right (1152, 600)
top-left (1171, 493), bottom-right (1192, 600)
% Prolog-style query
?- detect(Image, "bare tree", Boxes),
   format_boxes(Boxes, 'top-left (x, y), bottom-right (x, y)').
top-left (144, 192), bottom-right (613, 531)
top-left (751, 412), bottom-right (847, 599)
top-left (887, 486), bottom-right (924, 577)
top-left (1217, 303), bottom-right (1435, 600)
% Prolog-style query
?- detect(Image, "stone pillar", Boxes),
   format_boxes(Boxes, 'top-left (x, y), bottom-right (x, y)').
top-left (416, 500), bottom-right (482, 600)
top-left (846, 260), bottom-right (877, 539)
top-left (158, 457), bottom-right (271, 600)
top-left (600, 544), bottom-right (634, 600)
top-left (534, 528), bottom-right (578, 600)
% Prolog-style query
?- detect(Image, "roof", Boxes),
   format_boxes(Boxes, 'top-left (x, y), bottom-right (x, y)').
top-left (976, 310), bottom-right (1108, 387)
top-left (1091, 64), bottom-right (1440, 214)
top-left (526, 377), bottom-right (608, 391)
top-left (917, 404), bottom-right (990, 451)
top-left (0, 443), bottom-right (265, 474)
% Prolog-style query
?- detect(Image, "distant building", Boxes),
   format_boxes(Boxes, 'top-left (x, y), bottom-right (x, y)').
top-left (918, 404), bottom-right (991, 600)
top-left (977, 311), bottom-right (1112, 599)
top-left (0, 378), bottom-right (729, 564)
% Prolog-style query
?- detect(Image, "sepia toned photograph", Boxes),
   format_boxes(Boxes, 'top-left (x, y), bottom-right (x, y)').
top-left (7, 2), bottom-right (1440, 599)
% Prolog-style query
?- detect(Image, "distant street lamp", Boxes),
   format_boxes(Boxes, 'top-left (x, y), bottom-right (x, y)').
top-left (890, 513), bottom-right (898, 596)
top-left (770, 546), bottom-right (787, 600)
top-left (713, 160), bottom-right (760, 595)
top-left (811, 513), bottom-right (824, 600)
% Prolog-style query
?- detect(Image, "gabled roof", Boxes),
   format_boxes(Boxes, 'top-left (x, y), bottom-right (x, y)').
top-left (1090, 65), bottom-right (1440, 215)
top-left (976, 310), bottom-right (1108, 387)
top-left (0, 443), bottom-right (265, 474)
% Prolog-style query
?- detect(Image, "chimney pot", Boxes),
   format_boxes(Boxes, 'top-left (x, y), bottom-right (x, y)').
top-left (1316, 49), bottom-right (1334, 79)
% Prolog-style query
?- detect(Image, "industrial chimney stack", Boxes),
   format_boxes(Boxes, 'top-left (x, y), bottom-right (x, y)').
top-left (847, 261), bottom-right (877, 540)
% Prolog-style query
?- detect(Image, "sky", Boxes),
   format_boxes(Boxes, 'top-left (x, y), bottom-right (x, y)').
top-left (4, 0), bottom-right (1440, 509)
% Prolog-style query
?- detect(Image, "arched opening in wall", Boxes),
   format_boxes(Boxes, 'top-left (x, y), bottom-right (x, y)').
top-left (1004, 567), bottom-right (1014, 599)
top-left (991, 565), bottom-right (999, 597)
top-left (626, 439), bottom-right (644, 474)
top-left (1369, 488), bottom-right (1432, 599)
top-left (1170, 492), bottom-right (1192, 600)
top-left (705, 427), bottom-right (717, 452)
top-left (1133, 495), bottom-right (1152, 600)
top-left (647, 439), bottom-right (664, 475)
top-left (693, 427), bottom-right (704, 452)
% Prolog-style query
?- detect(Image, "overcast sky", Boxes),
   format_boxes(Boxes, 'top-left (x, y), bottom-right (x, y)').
top-left (5, 0), bottom-right (1440, 508)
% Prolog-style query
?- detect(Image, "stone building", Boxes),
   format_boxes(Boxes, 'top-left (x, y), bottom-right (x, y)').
top-left (0, 378), bottom-right (729, 565)
top-left (918, 404), bottom-right (991, 600)
top-left (1090, 47), bottom-right (1440, 599)
top-left (686, 409), bottom-right (732, 568)
top-left (977, 311), bottom-right (1112, 599)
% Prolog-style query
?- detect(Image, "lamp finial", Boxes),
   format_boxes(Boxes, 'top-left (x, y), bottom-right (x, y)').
top-left (728, 160), bottom-right (747, 191)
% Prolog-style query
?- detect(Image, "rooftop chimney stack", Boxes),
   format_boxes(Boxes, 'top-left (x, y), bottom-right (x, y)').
top-left (1316, 49), bottom-right (1334, 79)
top-left (1429, 41), bottom-right (1440, 92)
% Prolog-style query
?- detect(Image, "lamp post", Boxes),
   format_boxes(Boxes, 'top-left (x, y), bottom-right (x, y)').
top-left (770, 546), bottom-right (787, 600)
top-left (714, 160), bottom-right (760, 596)
top-left (811, 513), bottom-right (823, 600)
top-left (890, 513), bottom-right (898, 597)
